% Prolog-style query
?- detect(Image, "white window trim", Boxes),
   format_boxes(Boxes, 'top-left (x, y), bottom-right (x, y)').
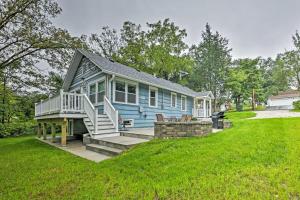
top-left (181, 95), bottom-right (187, 111)
top-left (171, 92), bottom-right (177, 108)
top-left (88, 77), bottom-right (106, 106)
top-left (149, 86), bottom-right (158, 107)
top-left (113, 78), bottom-right (139, 105)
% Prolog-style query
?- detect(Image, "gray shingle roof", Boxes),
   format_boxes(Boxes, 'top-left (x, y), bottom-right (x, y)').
top-left (78, 49), bottom-right (212, 98)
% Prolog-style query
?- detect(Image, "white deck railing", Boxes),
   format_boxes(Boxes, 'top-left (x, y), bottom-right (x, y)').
top-left (104, 96), bottom-right (118, 132)
top-left (35, 90), bottom-right (118, 133)
top-left (35, 90), bottom-right (84, 116)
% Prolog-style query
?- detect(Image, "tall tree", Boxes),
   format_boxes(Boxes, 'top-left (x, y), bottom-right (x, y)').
top-left (0, 0), bottom-right (83, 123)
top-left (88, 19), bottom-right (192, 83)
top-left (88, 26), bottom-right (122, 59)
top-left (0, 0), bottom-right (83, 87)
top-left (226, 58), bottom-right (263, 111)
top-left (189, 23), bottom-right (232, 111)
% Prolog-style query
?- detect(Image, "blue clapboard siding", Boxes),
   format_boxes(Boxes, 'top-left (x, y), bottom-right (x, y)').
top-left (69, 56), bottom-right (102, 90)
top-left (113, 82), bottom-right (193, 128)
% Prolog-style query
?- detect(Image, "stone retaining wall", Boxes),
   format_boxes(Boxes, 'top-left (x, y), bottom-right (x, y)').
top-left (154, 121), bottom-right (212, 138)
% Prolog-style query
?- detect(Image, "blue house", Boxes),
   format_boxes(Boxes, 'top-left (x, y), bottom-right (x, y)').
top-left (35, 49), bottom-right (214, 142)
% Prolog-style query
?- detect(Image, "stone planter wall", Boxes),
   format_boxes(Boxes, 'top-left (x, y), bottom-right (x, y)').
top-left (154, 121), bottom-right (212, 138)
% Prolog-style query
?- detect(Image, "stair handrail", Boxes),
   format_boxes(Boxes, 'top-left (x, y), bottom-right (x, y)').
top-left (82, 94), bottom-right (96, 136)
top-left (104, 96), bottom-right (118, 132)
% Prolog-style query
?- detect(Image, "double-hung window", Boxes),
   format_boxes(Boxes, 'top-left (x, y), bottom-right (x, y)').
top-left (115, 81), bottom-right (126, 103)
top-left (97, 81), bottom-right (105, 103)
top-left (149, 87), bottom-right (158, 107)
top-left (171, 93), bottom-right (177, 108)
top-left (114, 80), bottom-right (138, 104)
top-left (181, 95), bottom-right (187, 111)
top-left (127, 84), bottom-right (137, 104)
top-left (88, 79), bottom-right (105, 105)
top-left (89, 84), bottom-right (96, 104)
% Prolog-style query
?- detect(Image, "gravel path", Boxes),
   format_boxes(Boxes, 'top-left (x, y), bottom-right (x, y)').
top-left (252, 110), bottom-right (300, 119)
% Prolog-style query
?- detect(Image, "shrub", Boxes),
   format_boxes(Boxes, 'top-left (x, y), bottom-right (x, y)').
top-left (293, 100), bottom-right (300, 110)
top-left (0, 120), bottom-right (36, 138)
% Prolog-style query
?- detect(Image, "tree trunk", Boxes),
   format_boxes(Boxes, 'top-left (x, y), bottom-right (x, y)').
top-left (252, 89), bottom-right (255, 111)
top-left (1, 74), bottom-right (6, 124)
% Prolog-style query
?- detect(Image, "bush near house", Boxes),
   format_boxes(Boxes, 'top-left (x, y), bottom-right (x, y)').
top-left (0, 120), bottom-right (36, 138)
top-left (293, 100), bottom-right (300, 110)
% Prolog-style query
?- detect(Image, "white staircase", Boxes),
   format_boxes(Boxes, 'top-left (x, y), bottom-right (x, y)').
top-left (83, 113), bottom-right (119, 138)
top-left (82, 95), bottom-right (119, 139)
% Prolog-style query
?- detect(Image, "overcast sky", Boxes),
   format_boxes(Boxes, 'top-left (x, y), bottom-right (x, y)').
top-left (54, 0), bottom-right (300, 59)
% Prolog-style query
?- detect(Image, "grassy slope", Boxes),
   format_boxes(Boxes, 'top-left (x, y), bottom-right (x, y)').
top-left (1, 116), bottom-right (300, 199)
top-left (225, 111), bottom-right (256, 120)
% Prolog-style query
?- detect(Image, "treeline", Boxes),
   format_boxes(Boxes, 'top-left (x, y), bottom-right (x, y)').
top-left (1, 0), bottom-right (300, 135)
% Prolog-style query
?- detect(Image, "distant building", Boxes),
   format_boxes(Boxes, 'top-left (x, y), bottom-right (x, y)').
top-left (267, 90), bottom-right (300, 110)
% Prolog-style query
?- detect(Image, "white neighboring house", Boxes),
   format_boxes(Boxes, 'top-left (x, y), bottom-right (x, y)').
top-left (267, 90), bottom-right (300, 110)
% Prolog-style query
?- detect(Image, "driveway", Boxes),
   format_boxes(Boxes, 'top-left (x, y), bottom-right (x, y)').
top-left (253, 110), bottom-right (300, 119)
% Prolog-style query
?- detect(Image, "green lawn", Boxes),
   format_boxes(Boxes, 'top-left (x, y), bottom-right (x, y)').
top-left (1, 117), bottom-right (300, 199)
top-left (225, 111), bottom-right (256, 120)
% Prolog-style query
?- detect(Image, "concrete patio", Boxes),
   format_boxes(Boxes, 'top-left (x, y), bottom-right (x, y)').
top-left (37, 137), bottom-right (110, 162)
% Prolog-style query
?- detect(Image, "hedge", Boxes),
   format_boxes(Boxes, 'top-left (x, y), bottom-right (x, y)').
top-left (0, 120), bottom-right (37, 138)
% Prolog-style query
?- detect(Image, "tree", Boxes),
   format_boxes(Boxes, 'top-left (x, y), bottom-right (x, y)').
top-left (0, 0), bottom-right (83, 124)
top-left (282, 50), bottom-right (300, 90)
top-left (189, 23), bottom-right (232, 111)
top-left (226, 58), bottom-right (263, 111)
top-left (46, 71), bottom-right (64, 95)
top-left (0, 0), bottom-right (83, 90)
top-left (88, 19), bottom-right (192, 83)
top-left (88, 26), bottom-right (122, 59)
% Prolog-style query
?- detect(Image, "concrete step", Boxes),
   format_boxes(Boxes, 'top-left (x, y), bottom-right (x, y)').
top-left (96, 128), bottom-right (116, 134)
top-left (86, 143), bottom-right (122, 156)
top-left (120, 132), bottom-right (154, 140)
top-left (92, 136), bottom-right (149, 150)
top-left (93, 132), bottom-right (120, 139)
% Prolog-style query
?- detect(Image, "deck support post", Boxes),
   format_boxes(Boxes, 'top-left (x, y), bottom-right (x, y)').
top-left (37, 123), bottom-right (42, 138)
top-left (61, 118), bottom-right (67, 146)
top-left (51, 123), bottom-right (56, 143)
top-left (42, 123), bottom-right (47, 140)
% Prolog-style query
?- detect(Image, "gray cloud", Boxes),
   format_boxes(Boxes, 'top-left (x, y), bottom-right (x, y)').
top-left (54, 0), bottom-right (300, 58)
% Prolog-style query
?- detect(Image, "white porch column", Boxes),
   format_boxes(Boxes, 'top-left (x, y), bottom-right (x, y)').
top-left (209, 99), bottom-right (212, 116)
top-left (203, 98), bottom-right (206, 118)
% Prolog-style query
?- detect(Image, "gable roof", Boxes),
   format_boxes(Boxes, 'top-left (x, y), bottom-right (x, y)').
top-left (269, 90), bottom-right (300, 100)
top-left (63, 49), bottom-right (214, 98)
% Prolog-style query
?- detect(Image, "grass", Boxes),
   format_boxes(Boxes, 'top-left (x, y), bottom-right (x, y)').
top-left (1, 117), bottom-right (300, 199)
top-left (225, 111), bottom-right (256, 120)
top-left (291, 109), bottom-right (300, 112)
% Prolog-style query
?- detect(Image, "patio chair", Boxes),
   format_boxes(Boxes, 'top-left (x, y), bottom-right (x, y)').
top-left (156, 114), bottom-right (165, 122)
top-left (186, 115), bottom-right (193, 122)
top-left (180, 114), bottom-right (188, 122)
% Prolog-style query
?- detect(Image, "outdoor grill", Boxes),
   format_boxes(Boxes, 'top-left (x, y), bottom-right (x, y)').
top-left (211, 112), bottom-right (225, 129)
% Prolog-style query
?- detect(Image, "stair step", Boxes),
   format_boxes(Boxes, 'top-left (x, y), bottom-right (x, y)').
top-left (96, 129), bottom-right (116, 134)
top-left (120, 132), bottom-right (154, 140)
top-left (93, 132), bottom-right (120, 139)
top-left (97, 115), bottom-right (109, 118)
top-left (97, 119), bottom-right (111, 123)
top-left (92, 136), bottom-right (149, 150)
top-left (97, 125), bottom-right (115, 130)
top-left (86, 144), bottom-right (122, 156)
top-left (97, 123), bottom-right (114, 127)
